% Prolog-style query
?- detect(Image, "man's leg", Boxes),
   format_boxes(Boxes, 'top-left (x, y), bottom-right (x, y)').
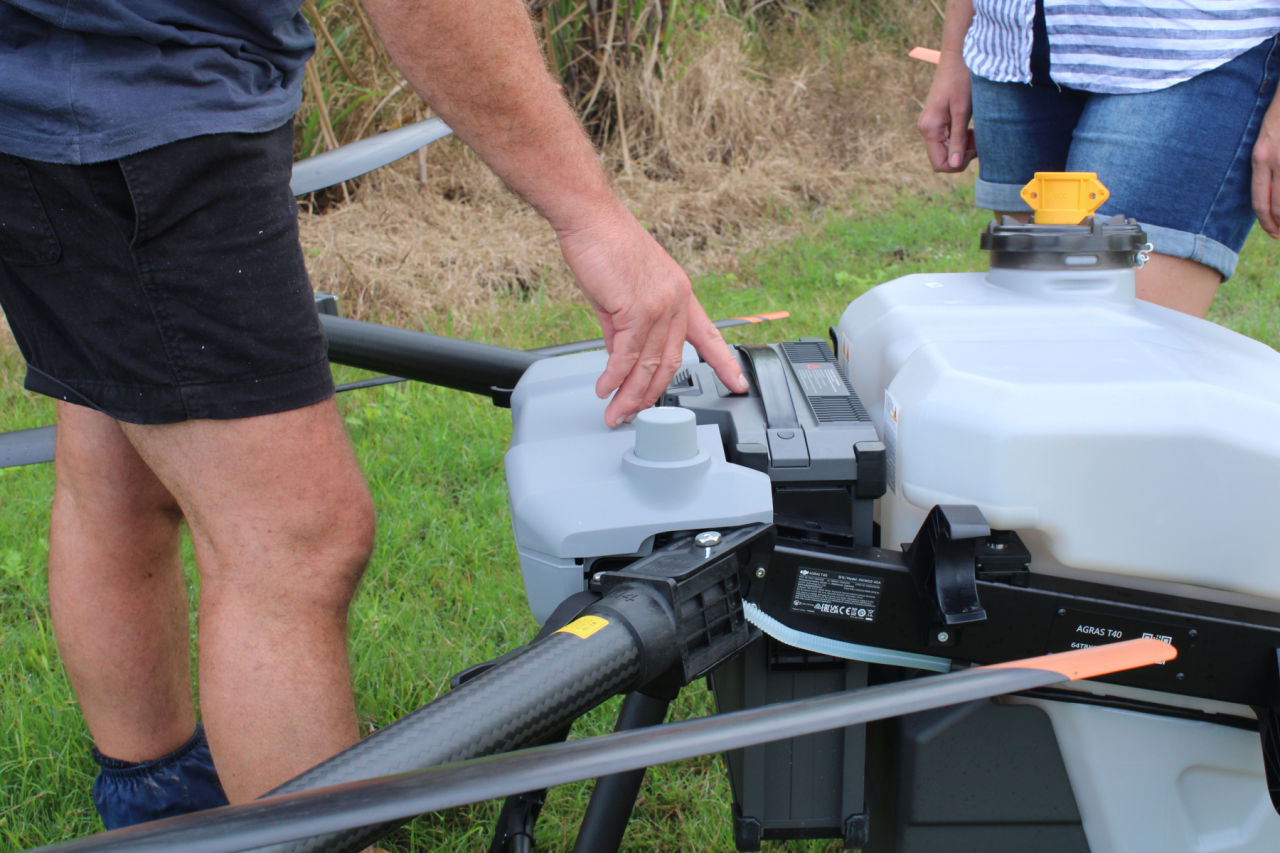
top-left (49, 402), bottom-right (196, 761)
top-left (50, 395), bottom-right (375, 803)
top-left (49, 403), bottom-right (232, 829)
top-left (117, 396), bottom-right (376, 801)
top-left (4, 126), bottom-right (373, 807)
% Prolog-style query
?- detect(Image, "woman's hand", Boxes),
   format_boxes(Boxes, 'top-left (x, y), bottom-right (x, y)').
top-left (918, 49), bottom-right (977, 173)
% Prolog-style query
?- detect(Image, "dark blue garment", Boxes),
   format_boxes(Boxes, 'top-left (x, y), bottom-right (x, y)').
top-left (0, 1), bottom-right (313, 164)
top-left (91, 724), bottom-right (230, 829)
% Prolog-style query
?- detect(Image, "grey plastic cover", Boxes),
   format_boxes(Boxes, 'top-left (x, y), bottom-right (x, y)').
top-left (506, 348), bottom-right (773, 623)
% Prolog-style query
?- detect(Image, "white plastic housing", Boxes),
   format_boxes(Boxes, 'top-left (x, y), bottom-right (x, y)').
top-left (837, 262), bottom-right (1280, 851)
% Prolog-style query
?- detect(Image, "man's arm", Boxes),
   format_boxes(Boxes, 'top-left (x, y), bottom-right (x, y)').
top-left (359, 0), bottom-right (749, 427)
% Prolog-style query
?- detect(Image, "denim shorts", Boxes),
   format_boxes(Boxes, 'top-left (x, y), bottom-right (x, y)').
top-left (0, 123), bottom-right (334, 423)
top-left (971, 35), bottom-right (1280, 280)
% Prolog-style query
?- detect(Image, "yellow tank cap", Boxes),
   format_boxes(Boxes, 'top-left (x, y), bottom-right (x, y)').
top-left (1020, 172), bottom-right (1109, 225)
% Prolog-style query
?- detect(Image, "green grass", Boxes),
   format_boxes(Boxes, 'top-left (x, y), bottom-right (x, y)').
top-left (4, 187), bottom-right (1279, 850)
top-left (1208, 228), bottom-right (1280, 348)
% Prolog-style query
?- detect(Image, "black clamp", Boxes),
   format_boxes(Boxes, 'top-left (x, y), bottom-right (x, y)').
top-left (904, 505), bottom-right (990, 630)
top-left (594, 523), bottom-right (776, 692)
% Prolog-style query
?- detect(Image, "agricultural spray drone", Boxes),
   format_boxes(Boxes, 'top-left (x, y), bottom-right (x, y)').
top-left (8, 128), bottom-right (1280, 853)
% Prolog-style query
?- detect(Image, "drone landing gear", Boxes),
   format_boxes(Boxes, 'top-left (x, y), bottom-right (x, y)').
top-left (485, 688), bottom-right (675, 853)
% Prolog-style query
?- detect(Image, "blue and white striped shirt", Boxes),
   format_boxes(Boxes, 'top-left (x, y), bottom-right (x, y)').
top-left (965, 0), bottom-right (1280, 94)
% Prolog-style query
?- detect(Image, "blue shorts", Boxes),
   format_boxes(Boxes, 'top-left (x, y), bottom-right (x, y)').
top-left (970, 35), bottom-right (1280, 281)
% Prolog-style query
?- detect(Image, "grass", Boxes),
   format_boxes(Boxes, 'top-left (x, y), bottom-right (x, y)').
top-left (3, 186), bottom-right (1279, 850)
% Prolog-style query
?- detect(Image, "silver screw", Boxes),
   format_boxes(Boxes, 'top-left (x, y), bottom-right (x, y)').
top-left (935, 631), bottom-right (951, 643)
top-left (754, 567), bottom-right (767, 579)
top-left (695, 531), bottom-right (722, 547)
top-left (591, 572), bottom-right (604, 584)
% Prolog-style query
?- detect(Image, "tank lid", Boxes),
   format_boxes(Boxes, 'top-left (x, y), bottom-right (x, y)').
top-left (980, 214), bottom-right (1149, 271)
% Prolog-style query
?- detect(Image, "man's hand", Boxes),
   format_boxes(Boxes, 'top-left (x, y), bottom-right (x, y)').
top-left (557, 202), bottom-right (748, 428)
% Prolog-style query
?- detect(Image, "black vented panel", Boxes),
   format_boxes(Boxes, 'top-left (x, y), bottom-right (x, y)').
top-left (779, 341), bottom-right (869, 423)
top-left (809, 395), bottom-right (868, 422)
top-left (780, 340), bottom-right (830, 364)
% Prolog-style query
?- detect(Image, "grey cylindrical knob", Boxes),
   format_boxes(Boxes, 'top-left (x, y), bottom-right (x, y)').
top-left (633, 407), bottom-right (698, 462)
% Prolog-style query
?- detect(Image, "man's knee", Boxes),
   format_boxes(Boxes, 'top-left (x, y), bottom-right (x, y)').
top-left (109, 399), bottom-right (378, 610)
top-left (317, 480), bottom-right (377, 605)
top-left (237, 475), bottom-right (376, 614)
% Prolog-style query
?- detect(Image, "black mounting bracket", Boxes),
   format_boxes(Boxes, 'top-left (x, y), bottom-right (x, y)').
top-left (904, 504), bottom-right (990, 628)
top-left (594, 523), bottom-right (776, 693)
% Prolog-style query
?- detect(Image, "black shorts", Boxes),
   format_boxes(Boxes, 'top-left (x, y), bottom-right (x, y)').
top-left (0, 123), bottom-right (334, 424)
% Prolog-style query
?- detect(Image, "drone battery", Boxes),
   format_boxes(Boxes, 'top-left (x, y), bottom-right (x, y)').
top-left (710, 639), bottom-right (869, 850)
top-left (662, 338), bottom-right (885, 548)
top-left (669, 340), bottom-right (880, 849)
top-left (864, 698), bottom-right (1088, 853)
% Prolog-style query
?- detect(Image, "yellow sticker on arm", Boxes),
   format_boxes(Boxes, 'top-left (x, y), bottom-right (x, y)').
top-left (555, 615), bottom-right (609, 639)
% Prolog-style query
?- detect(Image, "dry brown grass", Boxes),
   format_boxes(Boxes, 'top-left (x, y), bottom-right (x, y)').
top-left (298, 5), bottom-right (954, 339)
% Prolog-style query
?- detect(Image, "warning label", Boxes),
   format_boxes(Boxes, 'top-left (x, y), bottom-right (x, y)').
top-left (790, 567), bottom-right (882, 622)
top-left (794, 363), bottom-right (849, 397)
top-left (883, 390), bottom-right (898, 494)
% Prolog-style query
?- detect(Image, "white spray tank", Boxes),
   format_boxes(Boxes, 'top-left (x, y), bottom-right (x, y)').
top-left (837, 174), bottom-right (1280, 852)
top-left (837, 171), bottom-right (1280, 609)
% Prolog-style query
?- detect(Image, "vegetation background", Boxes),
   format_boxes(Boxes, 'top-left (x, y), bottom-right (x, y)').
top-left (3, 1), bottom-right (1279, 851)
top-left (291, 0), bottom-right (950, 330)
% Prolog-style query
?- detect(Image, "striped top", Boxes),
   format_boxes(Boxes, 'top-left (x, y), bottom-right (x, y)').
top-left (965, 0), bottom-right (1280, 94)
